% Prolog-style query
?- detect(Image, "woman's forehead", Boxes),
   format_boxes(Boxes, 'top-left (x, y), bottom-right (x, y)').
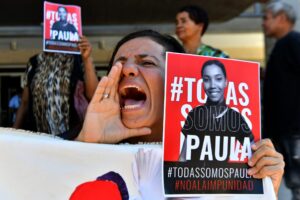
top-left (203, 64), bottom-right (223, 74)
top-left (114, 38), bottom-right (165, 59)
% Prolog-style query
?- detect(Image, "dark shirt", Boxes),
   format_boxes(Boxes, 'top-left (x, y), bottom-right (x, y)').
top-left (263, 31), bottom-right (300, 139)
top-left (52, 21), bottom-right (77, 32)
top-left (182, 100), bottom-right (253, 162)
top-left (51, 21), bottom-right (78, 41)
top-left (197, 44), bottom-right (229, 58)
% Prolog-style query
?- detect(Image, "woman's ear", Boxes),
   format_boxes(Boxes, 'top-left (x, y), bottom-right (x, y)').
top-left (278, 12), bottom-right (287, 23)
top-left (196, 23), bottom-right (204, 35)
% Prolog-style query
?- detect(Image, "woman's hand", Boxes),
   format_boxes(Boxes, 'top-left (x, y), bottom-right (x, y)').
top-left (78, 35), bottom-right (98, 100)
top-left (76, 62), bottom-right (151, 144)
top-left (78, 36), bottom-right (92, 62)
top-left (248, 139), bottom-right (285, 196)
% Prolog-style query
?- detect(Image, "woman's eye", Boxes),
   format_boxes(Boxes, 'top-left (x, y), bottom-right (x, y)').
top-left (142, 61), bottom-right (155, 66)
top-left (216, 76), bottom-right (224, 81)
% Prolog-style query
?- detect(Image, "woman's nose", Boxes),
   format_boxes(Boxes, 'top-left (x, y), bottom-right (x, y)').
top-left (210, 79), bottom-right (216, 88)
top-left (122, 62), bottom-right (139, 77)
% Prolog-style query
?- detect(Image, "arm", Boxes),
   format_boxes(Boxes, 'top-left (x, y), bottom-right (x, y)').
top-left (247, 138), bottom-right (285, 198)
top-left (78, 36), bottom-right (98, 100)
top-left (76, 62), bottom-right (151, 143)
top-left (13, 87), bottom-right (29, 129)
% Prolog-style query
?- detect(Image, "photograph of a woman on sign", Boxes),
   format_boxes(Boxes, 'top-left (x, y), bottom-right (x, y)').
top-left (179, 59), bottom-right (254, 162)
top-left (51, 6), bottom-right (78, 41)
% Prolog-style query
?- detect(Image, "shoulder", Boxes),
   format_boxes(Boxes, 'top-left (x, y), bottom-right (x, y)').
top-left (191, 105), bottom-right (206, 112)
top-left (227, 107), bottom-right (239, 114)
top-left (287, 31), bottom-right (300, 45)
top-left (25, 52), bottom-right (44, 83)
top-left (197, 44), bottom-right (229, 58)
top-left (227, 107), bottom-right (243, 117)
top-left (67, 23), bottom-right (77, 31)
top-left (187, 105), bottom-right (208, 116)
top-left (278, 31), bottom-right (300, 45)
top-left (26, 53), bottom-right (40, 72)
top-left (28, 53), bottom-right (39, 63)
top-left (227, 108), bottom-right (250, 127)
top-left (287, 31), bottom-right (300, 39)
top-left (28, 52), bottom-right (45, 68)
top-left (51, 21), bottom-right (60, 28)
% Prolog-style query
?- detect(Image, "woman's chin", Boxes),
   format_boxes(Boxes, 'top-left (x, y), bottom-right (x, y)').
top-left (121, 112), bottom-right (163, 143)
top-left (122, 118), bottom-right (143, 129)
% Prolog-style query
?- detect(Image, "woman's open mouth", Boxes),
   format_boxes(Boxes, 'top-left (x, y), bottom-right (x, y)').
top-left (120, 85), bottom-right (147, 110)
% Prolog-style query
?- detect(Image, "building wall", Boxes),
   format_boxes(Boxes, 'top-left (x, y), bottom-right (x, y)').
top-left (203, 32), bottom-right (264, 65)
top-left (0, 3), bottom-right (267, 126)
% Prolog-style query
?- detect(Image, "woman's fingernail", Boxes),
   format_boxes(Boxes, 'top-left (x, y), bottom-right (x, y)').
top-left (248, 160), bottom-right (253, 166)
top-left (248, 169), bottom-right (253, 175)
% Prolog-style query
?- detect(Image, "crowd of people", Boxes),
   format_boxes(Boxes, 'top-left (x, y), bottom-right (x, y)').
top-left (6, 1), bottom-right (300, 199)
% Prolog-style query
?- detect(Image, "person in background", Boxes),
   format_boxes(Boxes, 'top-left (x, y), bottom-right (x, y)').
top-left (175, 5), bottom-right (229, 58)
top-left (13, 36), bottom-right (98, 140)
top-left (8, 88), bottom-right (22, 125)
top-left (76, 30), bottom-right (284, 197)
top-left (262, 1), bottom-right (300, 199)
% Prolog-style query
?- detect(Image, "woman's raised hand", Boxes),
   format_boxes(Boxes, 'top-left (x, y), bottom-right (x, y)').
top-left (76, 62), bottom-right (151, 144)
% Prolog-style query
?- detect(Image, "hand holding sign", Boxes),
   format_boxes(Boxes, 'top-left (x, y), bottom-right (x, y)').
top-left (78, 36), bottom-right (92, 61)
top-left (44, 1), bottom-right (82, 54)
top-left (248, 139), bottom-right (285, 196)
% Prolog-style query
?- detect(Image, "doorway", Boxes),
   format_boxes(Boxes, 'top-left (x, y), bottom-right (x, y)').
top-left (0, 76), bottom-right (22, 127)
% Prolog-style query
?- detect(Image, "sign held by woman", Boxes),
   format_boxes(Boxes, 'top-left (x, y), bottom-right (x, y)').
top-left (43, 1), bottom-right (82, 54)
top-left (163, 53), bottom-right (262, 197)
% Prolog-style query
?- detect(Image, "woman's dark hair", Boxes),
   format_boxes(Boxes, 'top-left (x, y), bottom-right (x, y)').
top-left (107, 29), bottom-right (185, 73)
top-left (201, 59), bottom-right (227, 79)
top-left (178, 5), bottom-right (209, 36)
